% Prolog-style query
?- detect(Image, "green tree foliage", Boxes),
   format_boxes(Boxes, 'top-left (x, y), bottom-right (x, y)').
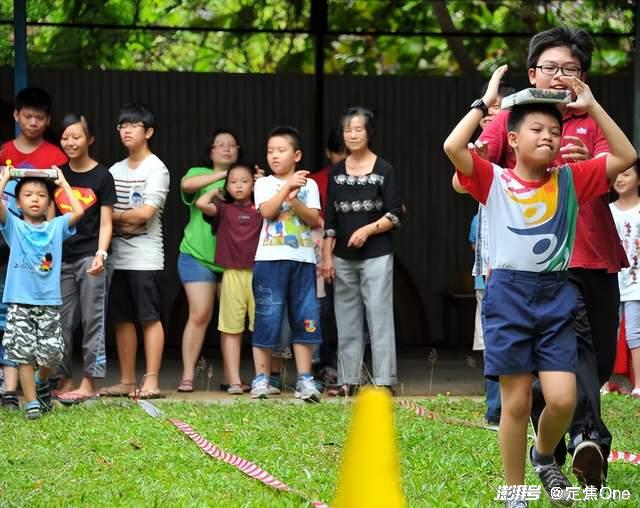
top-left (0, 0), bottom-right (634, 75)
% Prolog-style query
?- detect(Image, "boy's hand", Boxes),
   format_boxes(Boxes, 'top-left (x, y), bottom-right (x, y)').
top-left (467, 140), bottom-right (489, 160)
top-left (560, 76), bottom-right (595, 112)
top-left (53, 167), bottom-right (69, 188)
top-left (481, 64), bottom-right (508, 108)
top-left (559, 135), bottom-right (591, 162)
top-left (287, 170), bottom-right (309, 192)
top-left (0, 166), bottom-right (10, 185)
top-left (288, 187), bottom-right (300, 201)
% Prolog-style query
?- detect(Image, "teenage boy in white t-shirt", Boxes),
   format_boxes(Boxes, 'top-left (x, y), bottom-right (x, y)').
top-left (100, 103), bottom-right (170, 399)
top-left (250, 126), bottom-right (323, 402)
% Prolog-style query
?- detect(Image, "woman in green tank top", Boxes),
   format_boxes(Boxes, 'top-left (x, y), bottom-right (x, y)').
top-left (176, 129), bottom-right (240, 392)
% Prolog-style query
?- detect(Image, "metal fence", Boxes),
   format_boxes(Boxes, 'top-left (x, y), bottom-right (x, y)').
top-left (0, 67), bottom-right (632, 347)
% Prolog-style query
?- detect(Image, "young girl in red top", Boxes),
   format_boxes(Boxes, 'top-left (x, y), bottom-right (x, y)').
top-left (196, 162), bottom-right (262, 394)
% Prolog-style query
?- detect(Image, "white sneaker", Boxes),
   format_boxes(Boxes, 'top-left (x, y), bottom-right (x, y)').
top-left (294, 376), bottom-right (321, 403)
top-left (250, 375), bottom-right (270, 399)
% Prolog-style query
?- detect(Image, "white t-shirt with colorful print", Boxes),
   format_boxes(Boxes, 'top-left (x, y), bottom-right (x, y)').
top-left (457, 151), bottom-right (609, 272)
top-left (610, 201), bottom-right (640, 301)
top-left (254, 174), bottom-right (321, 264)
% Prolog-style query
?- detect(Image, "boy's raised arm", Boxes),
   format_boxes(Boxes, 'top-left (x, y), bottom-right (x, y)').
top-left (443, 65), bottom-right (508, 175)
top-left (560, 76), bottom-right (637, 179)
top-left (54, 168), bottom-right (84, 226)
top-left (0, 168), bottom-right (10, 225)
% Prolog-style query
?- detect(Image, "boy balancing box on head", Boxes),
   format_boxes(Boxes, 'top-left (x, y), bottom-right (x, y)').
top-left (250, 126), bottom-right (323, 402)
top-left (0, 168), bottom-right (84, 419)
top-left (0, 87), bottom-right (67, 411)
top-left (443, 66), bottom-right (636, 508)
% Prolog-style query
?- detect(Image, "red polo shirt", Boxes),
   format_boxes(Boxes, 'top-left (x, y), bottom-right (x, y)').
top-left (479, 109), bottom-right (627, 273)
top-left (310, 166), bottom-right (330, 218)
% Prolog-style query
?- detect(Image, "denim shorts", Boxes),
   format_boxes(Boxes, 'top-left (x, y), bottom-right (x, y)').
top-left (252, 260), bottom-right (321, 348)
top-left (177, 252), bottom-right (222, 284)
top-left (482, 269), bottom-right (578, 381)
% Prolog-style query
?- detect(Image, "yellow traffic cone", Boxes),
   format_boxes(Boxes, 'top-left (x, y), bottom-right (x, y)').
top-left (333, 386), bottom-right (407, 508)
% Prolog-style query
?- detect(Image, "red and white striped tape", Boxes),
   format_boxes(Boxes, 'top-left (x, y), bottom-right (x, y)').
top-left (397, 399), bottom-right (640, 467)
top-left (609, 450), bottom-right (640, 466)
top-left (170, 419), bottom-right (330, 508)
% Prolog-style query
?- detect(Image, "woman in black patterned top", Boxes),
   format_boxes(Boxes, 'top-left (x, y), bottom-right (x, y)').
top-left (321, 106), bottom-right (403, 395)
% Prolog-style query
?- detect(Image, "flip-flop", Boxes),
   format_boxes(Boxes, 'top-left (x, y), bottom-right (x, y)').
top-left (133, 389), bottom-right (165, 400)
top-left (176, 380), bottom-right (193, 393)
top-left (98, 383), bottom-right (136, 397)
top-left (220, 382), bottom-right (251, 393)
top-left (58, 391), bottom-right (100, 406)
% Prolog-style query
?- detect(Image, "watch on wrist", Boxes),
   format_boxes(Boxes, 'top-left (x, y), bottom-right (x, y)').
top-left (470, 98), bottom-right (489, 116)
top-left (96, 250), bottom-right (108, 260)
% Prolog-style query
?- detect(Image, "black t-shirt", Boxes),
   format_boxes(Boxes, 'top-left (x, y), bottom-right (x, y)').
top-left (55, 163), bottom-right (117, 262)
top-left (325, 157), bottom-right (403, 260)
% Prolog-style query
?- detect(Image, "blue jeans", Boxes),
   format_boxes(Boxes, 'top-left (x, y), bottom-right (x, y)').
top-left (252, 260), bottom-right (321, 348)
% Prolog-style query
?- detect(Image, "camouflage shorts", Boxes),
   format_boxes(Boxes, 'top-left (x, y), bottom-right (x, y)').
top-left (2, 304), bottom-right (63, 368)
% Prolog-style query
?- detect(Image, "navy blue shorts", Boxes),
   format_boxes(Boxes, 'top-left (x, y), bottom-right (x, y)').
top-left (252, 260), bottom-right (321, 349)
top-left (482, 269), bottom-right (578, 381)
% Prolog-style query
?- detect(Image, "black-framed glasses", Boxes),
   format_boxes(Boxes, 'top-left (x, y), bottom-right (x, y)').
top-left (117, 122), bottom-right (145, 131)
top-left (535, 64), bottom-right (582, 77)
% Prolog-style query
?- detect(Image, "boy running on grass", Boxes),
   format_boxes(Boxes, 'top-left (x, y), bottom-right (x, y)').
top-left (443, 66), bottom-right (636, 507)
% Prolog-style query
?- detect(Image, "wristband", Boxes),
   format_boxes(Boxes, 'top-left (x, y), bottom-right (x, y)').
top-left (96, 250), bottom-right (108, 259)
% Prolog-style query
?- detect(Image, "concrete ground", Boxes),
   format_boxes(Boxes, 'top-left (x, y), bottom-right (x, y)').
top-left (57, 347), bottom-right (487, 400)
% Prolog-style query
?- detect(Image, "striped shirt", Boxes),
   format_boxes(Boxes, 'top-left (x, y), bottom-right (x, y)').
top-left (109, 154), bottom-right (170, 270)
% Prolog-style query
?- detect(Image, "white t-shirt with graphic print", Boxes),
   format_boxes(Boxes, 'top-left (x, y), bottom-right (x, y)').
top-left (610, 201), bottom-right (640, 301)
top-left (254, 174), bottom-right (320, 264)
top-left (457, 151), bottom-right (609, 272)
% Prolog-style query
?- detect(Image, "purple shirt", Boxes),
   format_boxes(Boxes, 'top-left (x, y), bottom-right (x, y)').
top-left (212, 201), bottom-right (262, 269)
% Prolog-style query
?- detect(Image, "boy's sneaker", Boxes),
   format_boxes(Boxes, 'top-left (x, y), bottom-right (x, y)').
top-left (24, 400), bottom-right (43, 420)
top-left (295, 375), bottom-right (321, 403)
top-left (250, 374), bottom-right (270, 399)
top-left (36, 381), bottom-right (53, 412)
top-left (571, 440), bottom-right (604, 488)
top-left (1, 391), bottom-right (20, 411)
top-left (505, 500), bottom-right (528, 508)
top-left (530, 447), bottom-right (574, 506)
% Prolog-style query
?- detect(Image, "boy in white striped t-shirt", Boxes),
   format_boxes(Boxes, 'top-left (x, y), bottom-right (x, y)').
top-left (101, 103), bottom-right (170, 399)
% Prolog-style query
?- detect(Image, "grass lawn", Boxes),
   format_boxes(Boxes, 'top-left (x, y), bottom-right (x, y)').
top-left (0, 395), bottom-right (638, 507)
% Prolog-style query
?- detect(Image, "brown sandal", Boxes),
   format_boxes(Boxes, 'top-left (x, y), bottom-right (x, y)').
top-left (98, 383), bottom-right (136, 397)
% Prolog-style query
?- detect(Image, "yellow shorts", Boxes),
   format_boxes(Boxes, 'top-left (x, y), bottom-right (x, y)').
top-left (218, 269), bottom-right (254, 334)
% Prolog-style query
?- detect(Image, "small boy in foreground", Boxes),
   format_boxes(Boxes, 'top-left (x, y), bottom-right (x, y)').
top-left (443, 66), bottom-right (636, 506)
top-left (0, 169), bottom-right (84, 419)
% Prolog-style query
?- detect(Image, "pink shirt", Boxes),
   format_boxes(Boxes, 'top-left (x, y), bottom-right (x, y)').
top-left (479, 109), bottom-right (627, 273)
